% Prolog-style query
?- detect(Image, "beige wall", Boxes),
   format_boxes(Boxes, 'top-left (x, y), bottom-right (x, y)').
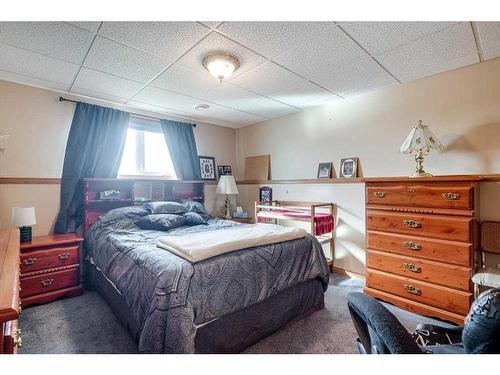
top-left (236, 59), bottom-right (500, 274)
top-left (0, 80), bottom-right (238, 235)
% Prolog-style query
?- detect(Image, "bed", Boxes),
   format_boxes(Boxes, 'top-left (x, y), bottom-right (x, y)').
top-left (83, 179), bottom-right (330, 353)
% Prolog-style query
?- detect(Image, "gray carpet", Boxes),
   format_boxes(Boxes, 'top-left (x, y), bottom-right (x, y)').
top-left (19, 274), bottom-right (447, 354)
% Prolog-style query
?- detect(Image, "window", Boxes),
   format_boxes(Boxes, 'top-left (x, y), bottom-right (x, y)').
top-left (118, 118), bottom-right (176, 178)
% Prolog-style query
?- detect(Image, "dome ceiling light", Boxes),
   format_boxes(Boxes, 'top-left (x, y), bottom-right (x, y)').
top-left (195, 104), bottom-right (210, 110)
top-left (202, 53), bottom-right (240, 82)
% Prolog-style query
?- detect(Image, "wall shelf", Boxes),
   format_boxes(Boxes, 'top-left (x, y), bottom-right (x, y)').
top-left (236, 177), bottom-right (365, 185)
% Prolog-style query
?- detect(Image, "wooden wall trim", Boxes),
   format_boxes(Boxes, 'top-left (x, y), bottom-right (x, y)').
top-left (1, 174), bottom-right (499, 186)
top-left (0, 177), bottom-right (62, 185)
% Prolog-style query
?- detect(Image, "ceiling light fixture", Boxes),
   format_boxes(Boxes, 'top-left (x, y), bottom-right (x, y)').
top-left (202, 52), bottom-right (240, 82)
top-left (195, 104), bottom-right (210, 110)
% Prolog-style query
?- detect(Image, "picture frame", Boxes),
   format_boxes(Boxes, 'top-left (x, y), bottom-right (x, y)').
top-left (339, 157), bottom-right (359, 178)
top-left (259, 186), bottom-right (272, 204)
top-left (199, 156), bottom-right (216, 180)
top-left (217, 165), bottom-right (232, 179)
top-left (317, 162), bottom-right (333, 179)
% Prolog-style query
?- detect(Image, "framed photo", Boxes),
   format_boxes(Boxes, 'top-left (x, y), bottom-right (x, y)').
top-left (317, 162), bottom-right (332, 178)
top-left (217, 165), bottom-right (232, 178)
top-left (259, 186), bottom-right (272, 204)
top-left (340, 157), bottom-right (359, 178)
top-left (199, 156), bottom-right (216, 180)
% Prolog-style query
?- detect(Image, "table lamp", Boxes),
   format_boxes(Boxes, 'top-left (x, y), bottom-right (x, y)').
top-left (11, 206), bottom-right (36, 243)
top-left (400, 120), bottom-right (444, 177)
top-left (216, 175), bottom-right (239, 219)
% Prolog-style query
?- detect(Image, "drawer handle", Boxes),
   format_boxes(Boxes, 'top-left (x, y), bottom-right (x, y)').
top-left (13, 328), bottom-right (22, 349)
top-left (442, 192), bottom-right (460, 200)
top-left (58, 252), bottom-right (70, 260)
top-left (373, 191), bottom-right (385, 198)
top-left (402, 263), bottom-right (422, 273)
top-left (41, 278), bottom-right (54, 287)
top-left (401, 241), bottom-right (422, 251)
top-left (403, 219), bottom-right (421, 228)
top-left (23, 257), bottom-right (37, 265)
top-left (403, 284), bottom-right (422, 295)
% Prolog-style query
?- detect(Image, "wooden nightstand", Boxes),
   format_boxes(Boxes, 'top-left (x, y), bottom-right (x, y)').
top-left (20, 234), bottom-right (84, 308)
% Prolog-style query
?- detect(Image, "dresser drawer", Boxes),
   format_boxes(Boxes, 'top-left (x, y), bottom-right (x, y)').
top-left (20, 267), bottom-right (79, 298)
top-left (366, 231), bottom-right (472, 266)
top-left (366, 210), bottom-right (473, 242)
top-left (366, 269), bottom-right (472, 315)
top-left (366, 182), bottom-right (473, 209)
top-left (367, 250), bottom-right (471, 291)
top-left (20, 245), bottom-right (79, 273)
top-left (2, 319), bottom-right (20, 354)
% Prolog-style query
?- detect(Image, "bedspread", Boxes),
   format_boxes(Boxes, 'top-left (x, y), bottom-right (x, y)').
top-left (85, 207), bottom-right (330, 353)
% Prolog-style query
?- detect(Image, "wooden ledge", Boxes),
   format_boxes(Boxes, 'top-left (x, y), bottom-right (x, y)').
top-left (237, 177), bottom-right (364, 185)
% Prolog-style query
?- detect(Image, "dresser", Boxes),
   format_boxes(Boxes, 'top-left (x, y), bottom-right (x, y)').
top-left (20, 234), bottom-right (83, 308)
top-left (0, 228), bottom-right (21, 354)
top-left (364, 176), bottom-right (479, 324)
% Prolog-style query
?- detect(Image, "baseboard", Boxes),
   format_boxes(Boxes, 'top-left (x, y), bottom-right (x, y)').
top-left (332, 266), bottom-right (366, 281)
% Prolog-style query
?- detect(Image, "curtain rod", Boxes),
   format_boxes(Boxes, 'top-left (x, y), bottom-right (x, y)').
top-left (58, 96), bottom-right (196, 127)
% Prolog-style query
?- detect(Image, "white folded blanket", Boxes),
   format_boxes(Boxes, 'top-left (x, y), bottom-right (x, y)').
top-left (156, 223), bottom-right (306, 262)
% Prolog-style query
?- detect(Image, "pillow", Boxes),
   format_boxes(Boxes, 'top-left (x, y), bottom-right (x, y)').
top-left (181, 200), bottom-right (207, 214)
top-left (134, 214), bottom-right (186, 231)
top-left (183, 211), bottom-right (208, 226)
top-left (98, 206), bottom-right (149, 225)
top-left (144, 201), bottom-right (187, 215)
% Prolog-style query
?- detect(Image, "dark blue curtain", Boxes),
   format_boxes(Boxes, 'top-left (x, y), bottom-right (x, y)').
top-left (54, 102), bottom-right (130, 233)
top-left (160, 120), bottom-right (201, 180)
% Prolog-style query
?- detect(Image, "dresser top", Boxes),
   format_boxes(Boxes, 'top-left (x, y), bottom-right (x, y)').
top-left (20, 233), bottom-right (83, 250)
top-left (364, 175), bottom-right (482, 183)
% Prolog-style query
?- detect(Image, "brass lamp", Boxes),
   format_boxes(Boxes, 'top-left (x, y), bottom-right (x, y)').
top-left (400, 120), bottom-right (444, 177)
top-left (216, 175), bottom-right (239, 219)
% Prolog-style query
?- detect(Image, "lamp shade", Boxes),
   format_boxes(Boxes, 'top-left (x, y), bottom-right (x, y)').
top-left (11, 206), bottom-right (36, 227)
top-left (400, 120), bottom-right (444, 155)
top-left (216, 175), bottom-right (239, 195)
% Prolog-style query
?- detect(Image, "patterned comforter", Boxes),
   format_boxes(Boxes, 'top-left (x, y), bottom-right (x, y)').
top-left (85, 206), bottom-right (330, 353)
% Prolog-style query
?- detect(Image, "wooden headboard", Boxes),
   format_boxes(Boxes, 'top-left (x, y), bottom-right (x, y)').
top-left (82, 178), bottom-right (206, 233)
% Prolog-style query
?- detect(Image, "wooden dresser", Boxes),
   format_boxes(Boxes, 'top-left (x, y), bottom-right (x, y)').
top-left (20, 234), bottom-right (83, 308)
top-left (0, 228), bottom-right (21, 354)
top-left (364, 176), bottom-right (479, 324)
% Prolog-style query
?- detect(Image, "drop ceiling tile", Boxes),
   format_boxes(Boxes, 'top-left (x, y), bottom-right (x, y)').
top-left (475, 22), bottom-right (500, 57)
top-left (230, 61), bottom-right (304, 96)
top-left (338, 21), bottom-right (456, 54)
top-left (196, 105), bottom-right (266, 125)
top-left (218, 22), bottom-right (336, 59)
top-left (269, 81), bottom-right (342, 109)
top-left (127, 99), bottom-right (194, 118)
top-left (202, 83), bottom-right (298, 119)
top-left (72, 67), bottom-right (144, 100)
top-left (132, 86), bottom-right (212, 115)
top-left (0, 42), bottom-right (78, 86)
top-left (67, 21), bottom-right (101, 33)
top-left (198, 22), bottom-right (223, 29)
top-left (150, 64), bottom-right (221, 97)
top-left (0, 22), bottom-right (95, 64)
top-left (273, 25), bottom-right (368, 82)
top-left (98, 22), bottom-right (210, 62)
top-left (0, 70), bottom-right (70, 91)
top-left (83, 36), bottom-right (168, 83)
top-left (311, 54), bottom-right (397, 97)
top-left (376, 22), bottom-right (479, 82)
top-left (177, 32), bottom-right (267, 79)
top-left (70, 87), bottom-right (129, 104)
top-left (482, 45), bottom-right (500, 60)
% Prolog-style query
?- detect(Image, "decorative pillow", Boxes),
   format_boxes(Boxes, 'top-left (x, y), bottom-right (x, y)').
top-left (144, 201), bottom-right (188, 215)
top-left (181, 200), bottom-right (210, 220)
top-left (134, 214), bottom-right (186, 231)
top-left (183, 211), bottom-right (208, 226)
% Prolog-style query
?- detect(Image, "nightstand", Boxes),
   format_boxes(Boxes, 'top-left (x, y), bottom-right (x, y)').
top-left (221, 217), bottom-right (253, 224)
top-left (20, 234), bottom-right (84, 308)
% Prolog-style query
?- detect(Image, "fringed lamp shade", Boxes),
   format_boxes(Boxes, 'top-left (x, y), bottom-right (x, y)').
top-left (400, 120), bottom-right (444, 177)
